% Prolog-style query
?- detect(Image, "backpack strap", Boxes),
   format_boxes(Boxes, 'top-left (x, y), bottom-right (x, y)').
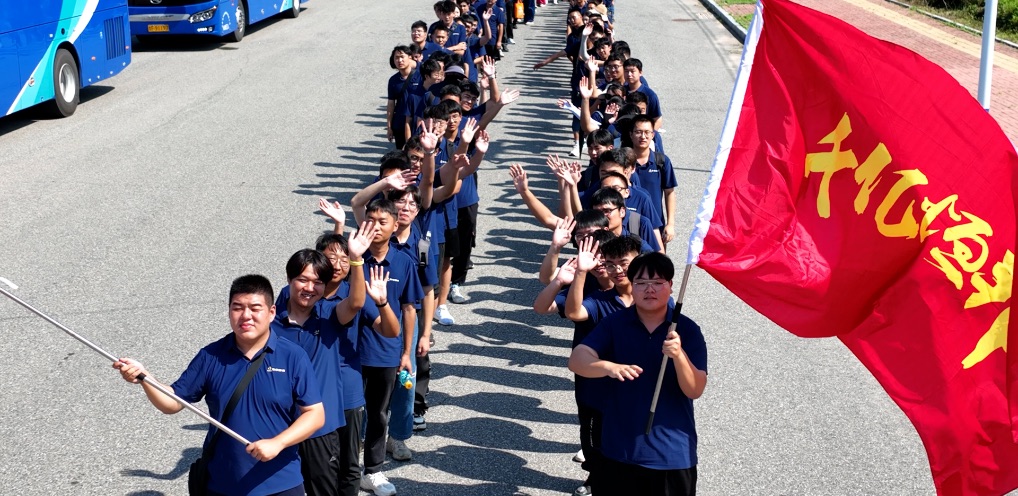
top-left (628, 210), bottom-right (641, 236)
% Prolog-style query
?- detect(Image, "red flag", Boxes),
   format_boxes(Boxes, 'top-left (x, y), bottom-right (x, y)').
top-left (687, 1), bottom-right (1018, 494)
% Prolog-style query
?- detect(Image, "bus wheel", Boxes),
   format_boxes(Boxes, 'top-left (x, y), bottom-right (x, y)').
top-left (48, 48), bottom-right (79, 117)
top-left (227, 1), bottom-right (246, 42)
top-left (285, 0), bottom-right (300, 18)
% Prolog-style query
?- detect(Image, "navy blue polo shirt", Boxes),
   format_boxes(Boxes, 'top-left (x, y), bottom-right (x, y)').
top-left (276, 285), bottom-right (371, 411)
top-left (333, 283), bottom-right (382, 410)
top-left (428, 21), bottom-right (467, 47)
top-left (171, 331), bottom-right (321, 496)
top-left (420, 41), bottom-right (449, 62)
top-left (271, 291), bottom-right (348, 437)
top-left (390, 217), bottom-right (440, 288)
top-left (359, 248), bottom-right (424, 367)
top-left (559, 274), bottom-right (613, 409)
top-left (580, 287), bottom-right (630, 325)
top-left (474, 0), bottom-right (506, 50)
top-left (582, 306), bottom-right (707, 470)
top-left (580, 186), bottom-right (662, 230)
top-left (388, 70), bottom-right (422, 123)
top-left (632, 85), bottom-right (662, 121)
top-left (634, 150), bottom-right (677, 224)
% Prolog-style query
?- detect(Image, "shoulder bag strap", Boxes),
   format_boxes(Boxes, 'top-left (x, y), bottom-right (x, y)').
top-left (203, 350), bottom-right (268, 458)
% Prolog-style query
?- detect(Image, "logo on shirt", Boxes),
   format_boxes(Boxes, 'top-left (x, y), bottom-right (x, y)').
top-left (266, 366), bottom-right (287, 373)
top-left (388, 278), bottom-right (401, 283)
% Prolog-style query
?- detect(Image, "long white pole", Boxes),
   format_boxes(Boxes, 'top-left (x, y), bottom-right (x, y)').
top-left (978, 0), bottom-right (999, 110)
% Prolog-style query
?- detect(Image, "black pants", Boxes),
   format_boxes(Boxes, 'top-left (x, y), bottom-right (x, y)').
top-left (414, 308), bottom-right (432, 416)
top-left (595, 460), bottom-right (697, 496)
top-left (577, 402), bottom-right (604, 487)
top-left (362, 365), bottom-right (397, 474)
top-left (451, 203), bottom-right (478, 285)
top-left (297, 429), bottom-right (341, 496)
top-left (336, 406), bottom-right (364, 496)
top-left (392, 117), bottom-right (408, 150)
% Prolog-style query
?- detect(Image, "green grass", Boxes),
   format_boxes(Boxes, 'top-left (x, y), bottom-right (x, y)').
top-left (903, 0), bottom-right (1018, 43)
top-left (718, 0), bottom-right (757, 28)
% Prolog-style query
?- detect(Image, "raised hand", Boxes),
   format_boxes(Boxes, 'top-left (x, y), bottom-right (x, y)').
top-left (365, 265), bottom-right (390, 305)
top-left (500, 88), bottom-right (520, 105)
top-left (449, 153), bottom-right (470, 170)
top-left (576, 235), bottom-right (600, 273)
top-left (481, 56), bottom-right (496, 78)
top-left (554, 257), bottom-right (579, 286)
top-left (319, 198), bottom-right (346, 227)
top-left (578, 76), bottom-right (593, 100)
top-left (586, 58), bottom-right (598, 77)
top-left (348, 220), bottom-right (376, 258)
top-left (552, 216), bottom-right (576, 249)
top-left (582, 21), bottom-right (593, 37)
top-left (383, 172), bottom-right (410, 191)
top-left (509, 164), bottom-right (528, 194)
top-left (546, 153), bottom-right (564, 173)
top-left (483, 8), bottom-right (493, 22)
top-left (419, 119), bottom-right (439, 153)
top-left (568, 161), bottom-right (582, 185)
top-left (460, 117), bottom-right (479, 144)
top-left (605, 101), bottom-right (620, 117)
top-left (474, 130), bottom-right (490, 154)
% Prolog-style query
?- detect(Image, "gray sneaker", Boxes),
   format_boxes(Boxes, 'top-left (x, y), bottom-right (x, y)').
top-left (449, 284), bottom-right (469, 303)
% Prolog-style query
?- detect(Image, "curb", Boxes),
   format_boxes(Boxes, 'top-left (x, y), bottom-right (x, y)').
top-left (699, 0), bottom-right (748, 44)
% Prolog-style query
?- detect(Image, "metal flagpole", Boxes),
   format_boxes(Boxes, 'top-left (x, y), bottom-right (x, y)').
top-left (645, 264), bottom-right (692, 435)
top-left (0, 285), bottom-right (251, 446)
top-left (978, 0), bottom-right (999, 110)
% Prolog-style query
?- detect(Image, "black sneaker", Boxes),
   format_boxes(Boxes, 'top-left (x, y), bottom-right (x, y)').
top-left (413, 414), bottom-right (427, 431)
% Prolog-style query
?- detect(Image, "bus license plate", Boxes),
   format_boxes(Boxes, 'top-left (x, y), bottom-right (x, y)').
top-left (147, 24), bottom-right (169, 33)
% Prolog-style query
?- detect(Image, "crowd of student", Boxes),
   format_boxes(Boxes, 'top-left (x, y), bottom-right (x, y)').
top-left (113, 0), bottom-right (709, 495)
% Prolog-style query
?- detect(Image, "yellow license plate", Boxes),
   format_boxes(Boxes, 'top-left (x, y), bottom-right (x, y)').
top-left (147, 24), bottom-right (169, 33)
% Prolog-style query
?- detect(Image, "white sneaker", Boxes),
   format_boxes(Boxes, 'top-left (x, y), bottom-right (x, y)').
top-left (569, 142), bottom-right (580, 157)
top-left (360, 472), bottom-right (397, 496)
top-left (436, 304), bottom-right (455, 326)
top-left (386, 436), bottom-right (412, 461)
top-left (449, 284), bottom-right (469, 304)
top-left (572, 448), bottom-right (585, 463)
top-left (507, 37), bottom-right (516, 45)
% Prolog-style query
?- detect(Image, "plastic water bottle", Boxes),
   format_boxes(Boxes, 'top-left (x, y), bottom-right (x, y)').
top-left (398, 369), bottom-right (413, 390)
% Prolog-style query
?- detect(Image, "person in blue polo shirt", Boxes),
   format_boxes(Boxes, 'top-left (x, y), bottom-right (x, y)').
top-left (590, 188), bottom-right (660, 253)
top-left (360, 198), bottom-right (425, 496)
top-left (114, 275), bottom-right (325, 496)
top-left (629, 115), bottom-right (678, 247)
top-left (271, 231), bottom-right (370, 496)
top-left (569, 252), bottom-right (707, 495)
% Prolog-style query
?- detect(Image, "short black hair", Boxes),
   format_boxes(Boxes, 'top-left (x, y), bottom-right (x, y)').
top-left (574, 209), bottom-right (609, 233)
top-left (421, 58), bottom-right (443, 78)
top-left (432, 23), bottom-right (450, 34)
top-left (411, 20), bottom-right (428, 31)
top-left (380, 157), bottom-right (410, 177)
top-left (590, 187), bottom-right (626, 210)
top-left (623, 58), bottom-right (644, 72)
top-left (427, 51), bottom-right (452, 67)
top-left (389, 45), bottom-right (413, 69)
top-left (631, 114), bottom-right (655, 129)
top-left (423, 104), bottom-right (451, 122)
top-left (586, 129), bottom-right (614, 148)
top-left (229, 274), bottom-right (274, 305)
top-left (439, 84), bottom-right (463, 99)
top-left (458, 80), bottom-right (480, 97)
top-left (601, 234), bottom-right (643, 260)
top-left (600, 171), bottom-right (629, 187)
top-left (285, 249), bottom-right (334, 283)
top-left (315, 233), bottom-right (349, 254)
top-left (626, 91), bottom-right (649, 106)
top-left (366, 198), bottom-right (399, 220)
top-left (435, 0), bottom-right (457, 14)
top-left (587, 228), bottom-right (617, 246)
top-left (611, 41), bottom-right (631, 58)
top-left (386, 184), bottom-right (423, 208)
top-left (627, 252), bottom-right (674, 281)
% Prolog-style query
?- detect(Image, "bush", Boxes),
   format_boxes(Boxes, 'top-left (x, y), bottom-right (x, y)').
top-left (950, 0), bottom-right (1018, 33)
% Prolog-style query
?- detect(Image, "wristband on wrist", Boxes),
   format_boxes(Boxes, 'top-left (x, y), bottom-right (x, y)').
top-left (349, 259), bottom-right (364, 267)
top-left (376, 299), bottom-right (388, 307)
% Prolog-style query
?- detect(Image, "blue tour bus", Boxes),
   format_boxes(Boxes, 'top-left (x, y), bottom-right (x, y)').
top-left (127, 0), bottom-right (301, 42)
top-left (1, 0), bottom-right (132, 117)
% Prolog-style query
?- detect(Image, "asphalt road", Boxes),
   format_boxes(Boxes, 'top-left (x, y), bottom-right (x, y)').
top-left (0, 0), bottom-right (934, 494)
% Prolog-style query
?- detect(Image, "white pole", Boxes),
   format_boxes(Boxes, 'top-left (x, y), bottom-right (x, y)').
top-left (978, 0), bottom-right (999, 110)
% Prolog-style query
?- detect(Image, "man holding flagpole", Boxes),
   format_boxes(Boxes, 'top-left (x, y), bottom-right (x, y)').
top-left (569, 252), bottom-right (707, 495)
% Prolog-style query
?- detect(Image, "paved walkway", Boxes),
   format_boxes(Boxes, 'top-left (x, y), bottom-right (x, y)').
top-left (720, 0), bottom-right (1018, 140)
